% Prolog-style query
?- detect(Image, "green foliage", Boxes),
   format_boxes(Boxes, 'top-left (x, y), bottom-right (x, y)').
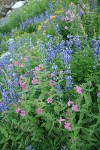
top-left (71, 47), bottom-right (94, 83)
top-left (0, 68), bottom-right (100, 149)
top-left (0, 0), bottom-right (100, 149)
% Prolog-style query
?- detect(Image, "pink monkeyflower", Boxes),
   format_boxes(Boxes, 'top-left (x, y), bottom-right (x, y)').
top-left (19, 80), bottom-right (22, 85)
top-left (69, 18), bottom-right (74, 22)
top-left (60, 70), bottom-right (63, 74)
top-left (47, 97), bottom-right (53, 103)
top-left (69, 13), bottom-right (75, 22)
top-left (72, 104), bottom-right (78, 112)
top-left (66, 10), bottom-right (70, 15)
top-left (51, 73), bottom-right (55, 77)
top-left (15, 107), bottom-right (21, 114)
top-left (61, 17), bottom-right (66, 21)
top-left (37, 108), bottom-right (42, 114)
top-left (18, 99), bottom-right (21, 103)
top-left (19, 63), bottom-right (24, 68)
top-left (65, 26), bottom-right (68, 30)
top-left (19, 82), bottom-right (26, 91)
top-left (20, 110), bottom-right (26, 116)
top-left (75, 85), bottom-right (82, 94)
top-left (32, 78), bottom-right (38, 84)
top-left (19, 81), bottom-right (26, 91)
top-left (71, 12), bottom-right (75, 18)
top-left (24, 56), bottom-right (28, 61)
top-left (20, 75), bottom-right (24, 80)
top-left (39, 64), bottom-right (42, 68)
top-left (21, 84), bottom-right (26, 91)
top-left (64, 122), bottom-right (71, 130)
top-left (49, 79), bottom-right (53, 86)
top-left (14, 61), bottom-right (20, 66)
top-left (35, 66), bottom-right (41, 71)
top-left (59, 117), bottom-right (65, 124)
top-left (65, 16), bottom-right (69, 20)
top-left (67, 100), bottom-right (73, 106)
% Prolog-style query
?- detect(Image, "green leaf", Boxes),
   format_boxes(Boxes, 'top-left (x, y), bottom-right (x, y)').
top-left (83, 93), bottom-right (92, 107)
top-left (0, 126), bottom-right (8, 138)
top-left (54, 105), bottom-right (60, 115)
top-left (2, 142), bottom-right (8, 150)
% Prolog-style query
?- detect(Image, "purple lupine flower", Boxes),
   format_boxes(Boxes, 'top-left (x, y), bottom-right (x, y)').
top-left (0, 103), bottom-right (3, 111)
top-left (55, 85), bottom-right (62, 94)
top-left (66, 39), bottom-right (73, 48)
top-left (7, 80), bottom-right (13, 87)
top-left (56, 24), bottom-right (60, 34)
top-left (62, 48), bottom-right (72, 64)
top-left (52, 65), bottom-right (58, 70)
top-left (65, 75), bottom-right (74, 90)
top-left (2, 91), bottom-right (9, 100)
top-left (67, 35), bottom-right (73, 39)
top-left (12, 73), bottom-right (19, 86)
top-left (84, 35), bottom-right (88, 40)
top-left (93, 39), bottom-right (100, 57)
top-left (90, 0), bottom-right (97, 9)
top-left (91, 38), bottom-right (96, 48)
top-left (74, 36), bottom-right (81, 50)
top-left (78, 9), bottom-right (84, 17)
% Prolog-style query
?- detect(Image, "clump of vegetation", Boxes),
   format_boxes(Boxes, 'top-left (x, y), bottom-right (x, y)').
top-left (0, 0), bottom-right (100, 149)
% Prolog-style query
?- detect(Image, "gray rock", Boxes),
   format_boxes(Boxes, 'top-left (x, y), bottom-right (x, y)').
top-left (3, 4), bottom-right (11, 9)
top-left (6, 10), bottom-right (12, 15)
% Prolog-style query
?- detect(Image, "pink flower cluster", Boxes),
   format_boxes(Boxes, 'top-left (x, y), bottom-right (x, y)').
top-left (31, 65), bottom-right (42, 85)
top-left (67, 100), bottom-right (78, 112)
top-left (32, 78), bottom-right (38, 84)
top-left (47, 97), bottom-right (53, 103)
top-left (15, 107), bottom-right (26, 116)
top-left (59, 117), bottom-right (71, 130)
top-left (75, 85), bottom-right (82, 94)
top-left (67, 100), bottom-right (73, 106)
top-left (37, 108), bottom-right (42, 114)
top-left (72, 105), bottom-right (78, 112)
top-left (14, 61), bottom-right (24, 68)
top-left (65, 26), bottom-right (68, 30)
top-left (24, 56), bottom-right (29, 62)
top-left (64, 122), bottom-right (71, 130)
top-left (49, 79), bottom-right (53, 86)
top-left (62, 10), bottom-right (75, 22)
top-left (19, 80), bottom-right (26, 91)
top-left (35, 64), bottom-right (42, 71)
top-left (13, 55), bottom-right (29, 68)
top-left (60, 70), bottom-right (63, 74)
top-left (59, 117), bottom-right (65, 124)
top-left (50, 73), bottom-right (55, 77)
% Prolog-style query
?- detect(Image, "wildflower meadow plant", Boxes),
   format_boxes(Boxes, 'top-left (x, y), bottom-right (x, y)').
top-left (0, 0), bottom-right (100, 149)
